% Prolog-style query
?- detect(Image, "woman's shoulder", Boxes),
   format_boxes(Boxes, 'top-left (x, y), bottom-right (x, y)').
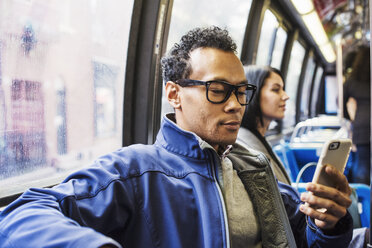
top-left (237, 127), bottom-right (266, 152)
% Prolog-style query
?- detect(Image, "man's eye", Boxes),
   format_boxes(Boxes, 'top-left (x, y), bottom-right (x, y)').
top-left (210, 89), bottom-right (225, 94)
top-left (238, 91), bottom-right (247, 96)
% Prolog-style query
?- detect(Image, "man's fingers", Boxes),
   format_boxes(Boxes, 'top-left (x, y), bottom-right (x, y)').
top-left (299, 204), bottom-right (339, 229)
top-left (304, 183), bottom-right (352, 209)
top-left (323, 165), bottom-right (352, 195)
top-left (300, 192), bottom-right (348, 218)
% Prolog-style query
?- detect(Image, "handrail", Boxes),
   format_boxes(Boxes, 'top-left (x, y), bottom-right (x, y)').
top-left (294, 162), bottom-right (317, 190)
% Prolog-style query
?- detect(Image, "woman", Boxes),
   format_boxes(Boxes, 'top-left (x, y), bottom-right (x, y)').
top-left (238, 65), bottom-right (291, 185)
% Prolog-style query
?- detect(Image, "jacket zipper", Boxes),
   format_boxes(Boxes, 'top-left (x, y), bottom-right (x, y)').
top-left (206, 149), bottom-right (231, 248)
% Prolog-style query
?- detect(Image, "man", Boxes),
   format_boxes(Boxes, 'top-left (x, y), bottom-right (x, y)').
top-left (0, 26), bottom-right (353, 247)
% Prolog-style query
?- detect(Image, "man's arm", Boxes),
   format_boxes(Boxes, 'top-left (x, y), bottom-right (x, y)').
top-left (0, 156), bottom-right (134, 248)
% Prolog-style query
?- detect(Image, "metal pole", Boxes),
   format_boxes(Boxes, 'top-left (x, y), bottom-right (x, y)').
top-left (366, 1), bottom-right (372, 248)
top-left (369, 0), bottom-right (372, 246)
top-left (336, 36), bottom-right (343, 120)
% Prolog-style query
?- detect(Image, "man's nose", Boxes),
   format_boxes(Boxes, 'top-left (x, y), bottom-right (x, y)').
top-left (225, 90), bottom-right (242, 111)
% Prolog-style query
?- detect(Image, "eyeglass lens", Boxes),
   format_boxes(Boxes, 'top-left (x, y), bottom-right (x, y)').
top-left (207, 82), bottom-right (253, 104)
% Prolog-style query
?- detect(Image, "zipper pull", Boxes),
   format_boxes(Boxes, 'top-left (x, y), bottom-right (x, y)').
top-left (221, 145), bottom-right (233, 160)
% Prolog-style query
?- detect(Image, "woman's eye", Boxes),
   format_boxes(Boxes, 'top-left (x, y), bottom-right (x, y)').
top-left (272, 88), bottom-right (280, 92)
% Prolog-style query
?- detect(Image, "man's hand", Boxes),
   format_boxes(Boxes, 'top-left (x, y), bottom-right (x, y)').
top-left (299, 165), bottom-right (352, 230)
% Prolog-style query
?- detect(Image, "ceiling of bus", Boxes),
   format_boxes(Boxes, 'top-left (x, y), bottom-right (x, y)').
top-left (314, 0), bottom-right (370, 52)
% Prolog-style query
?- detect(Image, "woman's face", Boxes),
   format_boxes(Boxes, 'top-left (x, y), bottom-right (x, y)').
top-left (260, 71), bottom-right (289, 122)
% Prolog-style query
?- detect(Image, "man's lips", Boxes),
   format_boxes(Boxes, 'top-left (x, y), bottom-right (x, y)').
top-left (221, 121), bottom-right (241, 130)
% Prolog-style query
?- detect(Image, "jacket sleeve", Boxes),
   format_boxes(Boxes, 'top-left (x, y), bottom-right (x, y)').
top-left (0, 153), bottom-right (135, 248)
top-left (278, 181), bottom-right (353, 248)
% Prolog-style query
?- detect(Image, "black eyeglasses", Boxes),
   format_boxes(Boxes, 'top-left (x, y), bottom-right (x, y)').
top-left (176, 79), bottom-right (256, 105)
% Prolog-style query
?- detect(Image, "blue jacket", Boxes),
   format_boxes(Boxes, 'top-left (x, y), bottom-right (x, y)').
top-left (0, 115), bottom-right (353, 247)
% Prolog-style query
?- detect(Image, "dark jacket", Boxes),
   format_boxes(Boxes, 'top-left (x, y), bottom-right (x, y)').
top-left (343, 78), bottom-right (371, 145)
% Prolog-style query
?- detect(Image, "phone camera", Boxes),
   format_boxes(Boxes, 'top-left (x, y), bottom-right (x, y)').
top-left (328, 142), bottom-right (340, 150)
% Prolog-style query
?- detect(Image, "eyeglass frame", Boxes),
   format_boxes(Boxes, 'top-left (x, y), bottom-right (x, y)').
top-left (175, 79), bottom-right (257, 105)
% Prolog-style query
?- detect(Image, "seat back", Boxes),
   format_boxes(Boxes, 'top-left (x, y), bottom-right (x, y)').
top-left (352, 183), bottom-right (371, 228)
top-left (273, 142), bottom-right (299, 182)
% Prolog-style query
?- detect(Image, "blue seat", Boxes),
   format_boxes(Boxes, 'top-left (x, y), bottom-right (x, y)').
top-left (352, 183), bottom-right (370, 228)
top-left (273, 142), bottom-right (299, 182)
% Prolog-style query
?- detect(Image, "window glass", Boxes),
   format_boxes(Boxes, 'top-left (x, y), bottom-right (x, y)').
top-left (166, 0), bottom-right (252, 56)
top-left (162, 0), bottom-right (253, 116)
top-left (265, 26), bottom-right (288, 134)
top-left (256, 10), bottom-right (278, 66)
top-left (300, 56), bottom-right (316, 120)
top-left (283, 40), bottom-right (306, 129)
top-left (325, 75), bottom-right (338, 114)
top-left (270, 26), bottom-right (287, 69)
top-left (0, 0), bottom-right (133, 197)
top-left (93, 62), bottom-right (118, 137)
top-left (310, 66), bottom-right (324, 117)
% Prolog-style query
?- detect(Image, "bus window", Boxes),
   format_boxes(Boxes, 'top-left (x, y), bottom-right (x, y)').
top-left (0, 0), bottom-right (133, 197)
top-left (325, 75), bottom-right (338, 114)
top-left (283, 40), bottom-right (306, 129)
top-left (300, 56), bottom-right (316, 120)
top-left (310, 66), bottom-right (324, 117)
top-left (166, 0), bottom-right (252, 56)
top-left (256, 10), bottom-right (278, 66)
top-left (264, 25), bottom-right (288, 134)
top-left (270, 26), bottom-right (287, 69)
top-left (162, 0), bottom-right (253, 117)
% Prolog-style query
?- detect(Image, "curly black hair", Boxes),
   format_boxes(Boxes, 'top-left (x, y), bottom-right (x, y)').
top-left (161, 26), bottom-right (237, 83)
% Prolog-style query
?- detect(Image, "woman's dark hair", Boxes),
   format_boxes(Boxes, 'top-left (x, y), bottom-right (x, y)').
top-left (160, 26), bottom-right (237, 83)
top-left (349, 45), bottom-right (370, 83)
top-left (241, 65), bottom-right (284, 130)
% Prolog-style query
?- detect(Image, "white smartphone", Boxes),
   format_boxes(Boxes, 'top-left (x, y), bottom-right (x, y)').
top-left (312, 139), bottom-right (352, 188)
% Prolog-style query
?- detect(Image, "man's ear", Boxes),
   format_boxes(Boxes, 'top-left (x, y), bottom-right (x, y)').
top-left (165, 81), bottom-right (181, 109)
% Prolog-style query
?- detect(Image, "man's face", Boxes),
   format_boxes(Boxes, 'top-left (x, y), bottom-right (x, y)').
top-left (171, 47), bottom-right (247, 150)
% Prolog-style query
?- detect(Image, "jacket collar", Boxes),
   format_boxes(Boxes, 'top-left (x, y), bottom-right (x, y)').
top-left (156, 113), bottom-right (234, 159)
top-left (155, 113), bottom-right (209, 159)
